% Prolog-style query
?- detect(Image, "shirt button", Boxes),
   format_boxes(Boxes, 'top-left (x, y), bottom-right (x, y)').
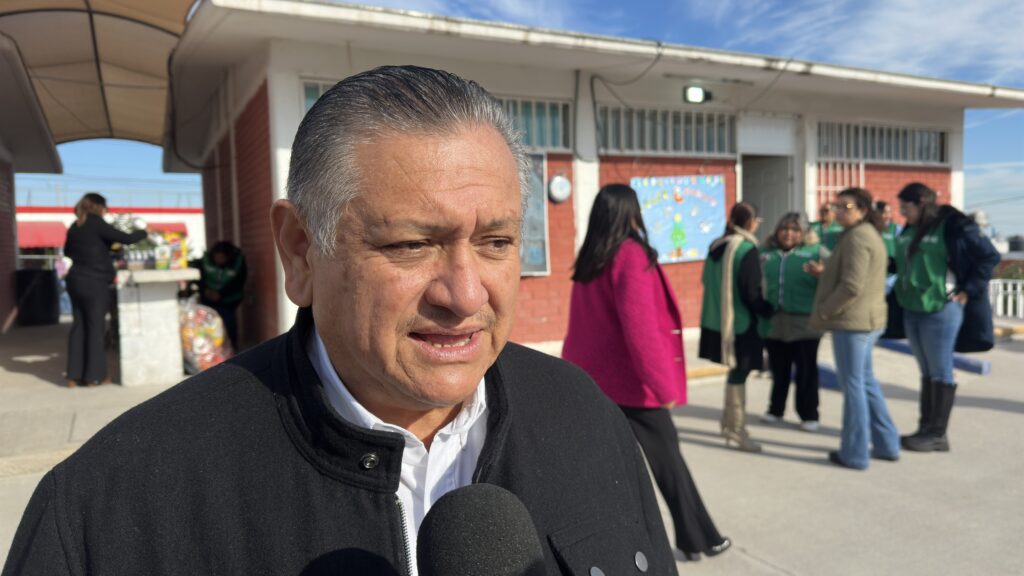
top-left (589, 567), bottom-right (605, 576)
top-left (360, 452), bottom-right (379, 470)
top-left (635, 551), bottom-right (649, 572)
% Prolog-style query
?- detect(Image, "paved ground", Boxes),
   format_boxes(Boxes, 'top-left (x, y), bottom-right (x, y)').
top-left (2, 321), bottom-right (1023, 573)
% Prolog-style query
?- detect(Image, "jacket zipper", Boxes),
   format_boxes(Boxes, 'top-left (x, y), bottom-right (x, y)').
top-left (395, 495), bottom-right (414, 576)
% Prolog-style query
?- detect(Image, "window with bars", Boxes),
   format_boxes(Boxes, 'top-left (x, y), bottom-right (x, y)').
top-left (303, 84), bottom-right (573, 152)
top-left (818, 121), bottom-right (948, 165)
top-left (597, 106), bottom-right (736, 156)
top-left (495, 98), bottom-right (572, 151)
top-left (303, 81), bottom-right (333, 112)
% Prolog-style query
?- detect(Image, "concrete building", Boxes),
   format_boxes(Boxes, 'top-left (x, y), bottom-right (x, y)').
top-left (3, 0), bottom-right (1023, 347)
top-left (162, 0), bottom-right (1024, 349)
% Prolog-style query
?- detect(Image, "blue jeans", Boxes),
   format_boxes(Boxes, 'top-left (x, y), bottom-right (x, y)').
top-left (903, 301), bottom-right (964, 385)
top-left (832, 329), bottom-right (900, 468)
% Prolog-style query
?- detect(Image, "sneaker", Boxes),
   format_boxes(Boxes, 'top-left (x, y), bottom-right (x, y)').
top-left (760, 413), bottom-right (782, 424)
top-left (799, 420), bottom-right (820, 432)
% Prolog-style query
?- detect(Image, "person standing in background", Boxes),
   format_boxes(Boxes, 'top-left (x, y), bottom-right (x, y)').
top-left (759, 213), bottom-right (827, 431)
top-left (875, 201), bottom-right (900, 259)
top-left (699, 202), bottom-right (774, 453)
top-left (895, 183), bottom-right (1000, 453)
top-left (194, 241), bottom-right (247, 351)
top-left (63, 193), bottom-right (147, 387)
top-left (810, 203), bottom-right (844, 251)
top-left (563, 183), bottom-right (732, 562)
top-left (808, 188), bottom-right (900, 470)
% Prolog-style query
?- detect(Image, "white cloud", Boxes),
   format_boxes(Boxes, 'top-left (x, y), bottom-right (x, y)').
top-left (964, 162), bottom-right (1024, 235)
top-left (687, 0), bottom-right (1024, 86)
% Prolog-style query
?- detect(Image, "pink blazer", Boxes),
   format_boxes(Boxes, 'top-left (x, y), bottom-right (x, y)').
top-left (562, 239), bottom-right (688, 408)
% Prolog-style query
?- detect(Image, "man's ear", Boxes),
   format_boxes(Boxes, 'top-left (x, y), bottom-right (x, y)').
top-left (270, 199), bottom-right (314, 307)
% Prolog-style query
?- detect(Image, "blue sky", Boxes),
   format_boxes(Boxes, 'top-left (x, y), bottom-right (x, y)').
top-left (16, 0), bottom-right (1024, 234)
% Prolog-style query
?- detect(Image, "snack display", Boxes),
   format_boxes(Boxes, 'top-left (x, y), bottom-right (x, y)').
top-left (180, 301), bottom-right (232, 373)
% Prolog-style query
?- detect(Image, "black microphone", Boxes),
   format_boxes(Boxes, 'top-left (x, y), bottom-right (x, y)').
top-left (417, 483), bottom-right (546, 576)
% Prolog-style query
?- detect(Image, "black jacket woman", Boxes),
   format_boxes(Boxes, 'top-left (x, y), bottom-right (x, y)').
top-left (63, 193), bottom-right (147, 387)
top-left (895, 183), bottom-right (1000, 452)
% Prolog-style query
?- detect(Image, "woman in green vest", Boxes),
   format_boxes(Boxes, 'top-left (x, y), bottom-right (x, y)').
top-left (760, 213), bottom-right (828, 432)
top-left (895, 183), bottom-right (1001, 453)
top-left (875, 201), bottom-right (900, 258)
top-left (810, 203), bottom-right (843, 251)
top-left (699, 202), bottom-right (774, 452)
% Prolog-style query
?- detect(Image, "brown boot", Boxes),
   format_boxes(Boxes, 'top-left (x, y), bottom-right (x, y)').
top-left (721, 384), bottom-right (762, 453)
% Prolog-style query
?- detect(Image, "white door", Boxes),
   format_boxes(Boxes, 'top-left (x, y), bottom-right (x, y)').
top-left (742, 155), bottom-right (793, 243)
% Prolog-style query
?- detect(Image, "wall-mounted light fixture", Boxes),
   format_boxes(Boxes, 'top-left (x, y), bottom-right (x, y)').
top-left (548, 175), bottom-right (572, 204)
top-left (684, 85), bottom-right (711, 104)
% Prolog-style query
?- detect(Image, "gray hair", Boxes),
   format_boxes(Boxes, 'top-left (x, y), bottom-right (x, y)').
top-left (287, 65), bottom-right (533, 256)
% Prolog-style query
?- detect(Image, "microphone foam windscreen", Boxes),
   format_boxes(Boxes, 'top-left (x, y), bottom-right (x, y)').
top-left (417, 483), bottom-right (546, 576)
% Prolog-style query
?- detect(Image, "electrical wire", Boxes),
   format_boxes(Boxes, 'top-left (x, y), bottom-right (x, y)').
top-left (966, 194), bottom-right (1024, 209)
top-left (741, 56), bottom-right (795, 111)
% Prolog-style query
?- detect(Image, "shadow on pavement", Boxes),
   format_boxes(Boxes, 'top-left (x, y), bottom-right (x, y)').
top-left (673, 431), bottom-right (838, 468)
top-left (0, 323), bottom-right (70, 387)
top-left (880, 381), bottom-right (1024, 415)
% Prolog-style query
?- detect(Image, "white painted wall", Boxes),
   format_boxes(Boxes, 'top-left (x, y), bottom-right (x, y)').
top-left (573, 71), bottom-right (599, 252)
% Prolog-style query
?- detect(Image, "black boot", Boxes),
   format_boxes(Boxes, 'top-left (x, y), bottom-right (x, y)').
top-left (903, 382), bottom-right (955, 452)
top-left (901, 377), bottom-right (933, 442)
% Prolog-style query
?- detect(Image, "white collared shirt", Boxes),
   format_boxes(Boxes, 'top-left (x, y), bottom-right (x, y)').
top-left (307, 329), bottom-right (488, 575)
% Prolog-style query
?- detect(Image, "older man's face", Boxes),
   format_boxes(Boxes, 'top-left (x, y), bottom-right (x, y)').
top-left (310, 125), bottom-right (522, 414)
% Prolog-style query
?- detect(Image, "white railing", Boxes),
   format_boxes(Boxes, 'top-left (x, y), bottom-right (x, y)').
top-left (990, 279), bottom-right (1024, 319)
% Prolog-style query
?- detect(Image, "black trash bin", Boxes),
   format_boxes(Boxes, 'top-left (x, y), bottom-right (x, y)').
top-left (16, 269), bottom-right (60, 326)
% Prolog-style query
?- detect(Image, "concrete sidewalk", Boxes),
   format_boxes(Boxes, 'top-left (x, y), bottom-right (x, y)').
top-left (3, 322), bottom-right (1024, 573)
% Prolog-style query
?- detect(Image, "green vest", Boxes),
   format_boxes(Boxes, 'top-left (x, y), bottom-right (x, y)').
top-left (701, 240), bottom-right (755, 335)
top-left (895, 220), bottom-right (949, 313)
top-left (880, 223), bottom-right (899, 257)
top-left (200, 254), bottom-right (245, 305)
top-left (762, 244), bottom-right (822, 315)
top-left (811, 221), bottom-right (843, 251)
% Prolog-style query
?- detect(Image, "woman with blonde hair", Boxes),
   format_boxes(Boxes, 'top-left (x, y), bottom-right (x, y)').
top-left (63, 193), bottom-right (146, 387)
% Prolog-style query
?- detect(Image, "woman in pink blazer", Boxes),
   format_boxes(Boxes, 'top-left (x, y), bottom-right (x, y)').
top-left (563, 184), bottom-right (731, 561)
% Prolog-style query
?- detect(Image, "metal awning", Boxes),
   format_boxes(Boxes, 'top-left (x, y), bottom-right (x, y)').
top-left (149, 221), bottom-right (188, 234)
top-left (0, 0), bottom-right (195, 147)
top-left (17, 220), bottom-right (67, 248)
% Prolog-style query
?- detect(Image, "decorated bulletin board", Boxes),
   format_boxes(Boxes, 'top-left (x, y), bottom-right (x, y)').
top-left (631, 175), bottom-right (727, 264)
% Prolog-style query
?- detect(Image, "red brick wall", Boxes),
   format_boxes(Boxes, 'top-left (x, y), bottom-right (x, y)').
top-left (232, 82), bottom-right (278, 346)
top-left (0, 159), bottom-right (14, 330)
top-left (511, 154), bottom-right (576, 343)
top-left (863, 164), bottom-right (951, 215)
top-left (200, 82), bottom-right (277, 349)
top-left (600, 156), bottom-right (738, 328)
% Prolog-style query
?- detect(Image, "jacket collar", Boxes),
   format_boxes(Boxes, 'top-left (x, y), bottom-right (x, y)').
top-left (274, 307), bottom-right (510, 492)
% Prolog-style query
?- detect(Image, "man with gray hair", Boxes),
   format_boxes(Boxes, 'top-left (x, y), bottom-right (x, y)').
top-left (5, 66), bottom-right (676, 575)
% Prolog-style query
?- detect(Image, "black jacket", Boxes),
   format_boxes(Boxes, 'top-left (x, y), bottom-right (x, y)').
top-left (3, 309), bottom-right (676, 576)
top-left (63, 214), bottom-right (146, 283)
top-left (884, 207), bottom-right (1001, 352)
top-left (939, 207), bottom-right (1001, 352)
